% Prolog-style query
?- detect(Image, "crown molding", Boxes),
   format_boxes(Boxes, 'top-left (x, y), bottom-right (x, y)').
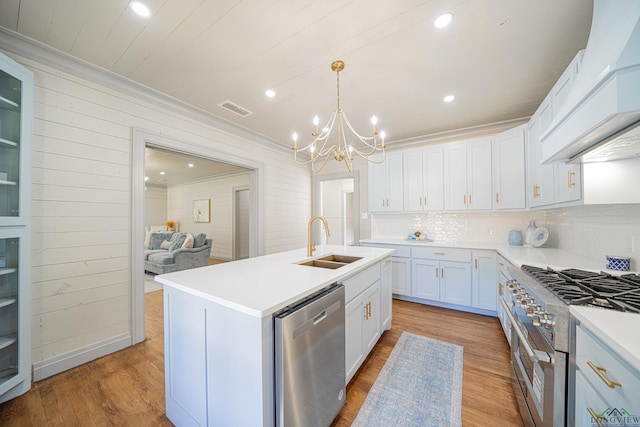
top-left (387, 117), bottom-right (530, 150)
top-left (0, 26), bottom-right (289, 154)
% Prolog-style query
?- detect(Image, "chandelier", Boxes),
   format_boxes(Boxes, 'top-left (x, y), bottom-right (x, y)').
top-left (292, 60), bottom-right (386, 172)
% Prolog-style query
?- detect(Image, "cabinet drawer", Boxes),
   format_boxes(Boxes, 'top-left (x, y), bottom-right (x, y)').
top-left (411, 247), bottom-right (471, 263)
top-left (343, 263), bottom-right (380, 303)
top-left (575, 324), bottom-right (640, 409)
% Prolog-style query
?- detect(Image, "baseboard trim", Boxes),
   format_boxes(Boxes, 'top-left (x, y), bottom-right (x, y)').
top-left (32, 333), bottom-right (132, 381)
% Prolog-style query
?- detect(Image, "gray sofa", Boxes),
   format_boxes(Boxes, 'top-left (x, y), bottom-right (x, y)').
top-left (144, 231), bottom-right (212, 275)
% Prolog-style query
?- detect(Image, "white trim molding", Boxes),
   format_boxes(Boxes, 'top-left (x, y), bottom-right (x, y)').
top-left (131, 128), bottom-right (265, 344)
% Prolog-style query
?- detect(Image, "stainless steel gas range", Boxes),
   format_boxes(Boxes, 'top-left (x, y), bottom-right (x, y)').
top-left (504, 265), bottom-right (640, 427)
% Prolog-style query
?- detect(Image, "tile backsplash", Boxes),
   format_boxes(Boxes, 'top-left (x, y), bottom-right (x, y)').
top-left (371, 204), bottom-right (640, 269)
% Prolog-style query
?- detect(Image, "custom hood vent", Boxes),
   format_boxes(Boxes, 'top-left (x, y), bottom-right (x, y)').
top-left (539, 0), bottom-right (640, 163)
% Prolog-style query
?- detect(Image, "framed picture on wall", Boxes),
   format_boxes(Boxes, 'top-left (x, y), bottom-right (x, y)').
top-left (193, 199), bottom-right (210, 223)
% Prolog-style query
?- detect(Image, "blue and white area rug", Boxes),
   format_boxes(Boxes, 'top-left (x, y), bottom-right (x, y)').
top-left (352, 332), bottom-right (464, 427)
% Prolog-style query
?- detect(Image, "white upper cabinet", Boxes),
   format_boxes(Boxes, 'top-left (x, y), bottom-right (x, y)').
top-left (369, 152), bottom-right (403, 212)
top-left (527, 113), bottom-right (556, 207)
top-left (555, 162), bottom-right (582, 203)
top-left (492, 124), bottom-right (526, 210)
top-left (444, 137), bottom-right (492, 211)
top-left (403, 146), bottom-right (444, 211)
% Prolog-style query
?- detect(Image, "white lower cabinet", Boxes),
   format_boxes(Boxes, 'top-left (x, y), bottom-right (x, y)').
top-left (380, 257), bottom-right (393, 329)
top-left (411, 247), bottom-right (472, 307)
top-left (496, 255), bottom-right (513, 346)
top-left (345, 280), bottom-right (381, 383)
top-left (572, 321), bottom-right (640, 426)
top-left (471, 250), bottom-right (497, 311)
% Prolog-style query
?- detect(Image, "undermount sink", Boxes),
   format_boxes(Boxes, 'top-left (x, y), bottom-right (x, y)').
top-left (298, 254), bottom-right (363, 269)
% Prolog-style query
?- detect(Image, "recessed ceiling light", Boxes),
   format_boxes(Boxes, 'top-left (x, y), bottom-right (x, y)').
top-left (144, 176), bottom-right (149, 181)
top-left (159, 171), bottom-right (166, 175)
top-left (188, 163), bottom-right (194, 168)
top-left (443, 94), bottom-right (455, 103)
top-left (265, 89), bottom-right (276, 98)
top-left (130, 1), bottom-right (151, 17)
top-left (434, 12), bottom-right (453, 29)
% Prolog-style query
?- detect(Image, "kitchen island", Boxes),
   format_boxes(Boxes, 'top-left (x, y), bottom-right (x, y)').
top-left (155, 244), bottom-right (394, 427)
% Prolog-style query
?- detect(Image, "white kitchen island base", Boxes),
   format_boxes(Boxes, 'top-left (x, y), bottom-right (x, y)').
top-left (157, 245), bottom-right (394, 427)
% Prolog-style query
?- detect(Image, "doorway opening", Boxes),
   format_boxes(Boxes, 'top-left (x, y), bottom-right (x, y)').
top-left (131, 129), bottom-right (264, 344)
top-left (313, 172), bottom-right (360, 246)
top-left (233, 186), bottom-right (250, 260)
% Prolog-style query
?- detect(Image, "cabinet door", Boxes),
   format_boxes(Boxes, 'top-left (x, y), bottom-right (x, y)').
top-left (380, 258), bottom-right (392, 329)
top-left (386, 153), bottom-right (404, 211)
top-left (443, 143), bottom-right (468, 210)
top-left (345, 296), bottom-right (364, 382)
top-left (424, 146), bottom-right (444, 210)
top-left (526, 118), bottom-right (555, 207)
top-left (493, 125), bottom-right (526, 210)
top-left (574, 369), bottom-right (609, 427)
top-left (391, 256), bottom-right (411, 296)
top-left (467, 139), bottom-right (493, 210)
top-left (403, 150), bottom-right (424, 211)
top-left (369, 161), bottom-right (387, 212)
top-left (363, 282), bottom-right (381, 353)
top-left (439, 261), bottom-right (472, 306)
top-left (555, 162), bottom-right (582, 203)
top-left (472, 251), bottom-right (497, 311)
top-left (0, 53), bottom-right (33, 225)
top-left (412, 259), bottom-right (440, 300)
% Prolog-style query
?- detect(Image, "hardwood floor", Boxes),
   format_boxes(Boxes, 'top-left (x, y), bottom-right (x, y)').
top-left (332, 300), bottom-right (523, 427)
top-left (0, 294), bottom-right (523, 426)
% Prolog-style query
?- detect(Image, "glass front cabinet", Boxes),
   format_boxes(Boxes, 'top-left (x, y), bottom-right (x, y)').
top-left (0, 51), bottom-right (33, 403)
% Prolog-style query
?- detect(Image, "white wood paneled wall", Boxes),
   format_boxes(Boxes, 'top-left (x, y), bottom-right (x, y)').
top-left (167, 173), bottom-right (251, 260)
top-left (9, 52), bottom-right (311, 379)
top-left (144, 185), bottom-right (168, 227)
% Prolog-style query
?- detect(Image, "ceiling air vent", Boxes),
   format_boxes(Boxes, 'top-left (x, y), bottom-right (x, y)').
top-left (218, 100), bottom-right (253, 117)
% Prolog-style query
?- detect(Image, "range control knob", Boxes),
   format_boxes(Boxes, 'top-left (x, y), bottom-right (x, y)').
top-left (540, 313), bottom-right (556, 329)
top-left (526, 305), bottom-right (544, 318)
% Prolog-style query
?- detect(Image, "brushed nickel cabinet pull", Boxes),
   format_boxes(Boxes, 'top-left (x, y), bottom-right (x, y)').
top-left (475, 259), bottom-right (478, 269)
top-left (496, 193), bottom-right (500, 203)
top-left (434, 252), bottom-right (446, 255)
top-left (441, 268), bottom-right (444, 278)
top-left (463, 194), bottom-right (466, 205)
top-left (587, 361), bottom-right (622, 388)
top-left (469, 194), bottom-right (472, 204)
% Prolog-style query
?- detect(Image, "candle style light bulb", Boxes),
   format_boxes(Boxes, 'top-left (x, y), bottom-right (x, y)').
top-left (292, 132), bottom-right (298, 149)
top-left (371, 116), bottom-right (378, 126)
top-left (313, 116), bottom-right (320, 126)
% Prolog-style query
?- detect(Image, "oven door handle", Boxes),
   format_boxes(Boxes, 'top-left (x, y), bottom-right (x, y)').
top-left (500, 298), bottom-right (552, 364)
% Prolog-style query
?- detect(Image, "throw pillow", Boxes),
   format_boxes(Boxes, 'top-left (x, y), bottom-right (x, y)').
top-left (144, 228), bottom-right (152, 248)
top-left (148, 232), bottom-right (174, 250)
top-left (169, 233), bottom-right (188, 252)
top-left (182, 233), bottom-right (194, 249)
top-left (193, 233), bottom-right (207, 248)
top-left (160, 240), bottom-right (172, 250)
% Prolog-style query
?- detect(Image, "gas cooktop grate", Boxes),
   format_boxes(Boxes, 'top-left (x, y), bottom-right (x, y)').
top-left (520, 265), bottom-right (640, 313)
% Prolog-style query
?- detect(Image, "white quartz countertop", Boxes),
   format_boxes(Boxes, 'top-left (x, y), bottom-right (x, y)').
top-left (360, 238), bottom-right (636, 274)
top-left (570, 306), bottom-right (640, 371)
top-left (155, 245), bottom-right (394, 318)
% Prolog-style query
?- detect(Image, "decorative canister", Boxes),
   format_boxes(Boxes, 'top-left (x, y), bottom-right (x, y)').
top-left (508, 230), bottom-right (523, 246)
top-left (524, 220), bottom-right (537, 245)
top-left (606, 256), bottom-right (631, 271)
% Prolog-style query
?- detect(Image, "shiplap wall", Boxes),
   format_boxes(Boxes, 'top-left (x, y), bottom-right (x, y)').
top-left (167, 172), bottom-right (251, 260)
top-left (10, 51), bottom-right (311, 378)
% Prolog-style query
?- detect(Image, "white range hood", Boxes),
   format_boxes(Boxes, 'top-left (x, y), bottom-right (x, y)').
top-left (540, 0), bottom-right (640, 163)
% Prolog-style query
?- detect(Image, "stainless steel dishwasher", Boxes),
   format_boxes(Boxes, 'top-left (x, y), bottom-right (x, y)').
top-left (274, 283), bottom-right (346, 427)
